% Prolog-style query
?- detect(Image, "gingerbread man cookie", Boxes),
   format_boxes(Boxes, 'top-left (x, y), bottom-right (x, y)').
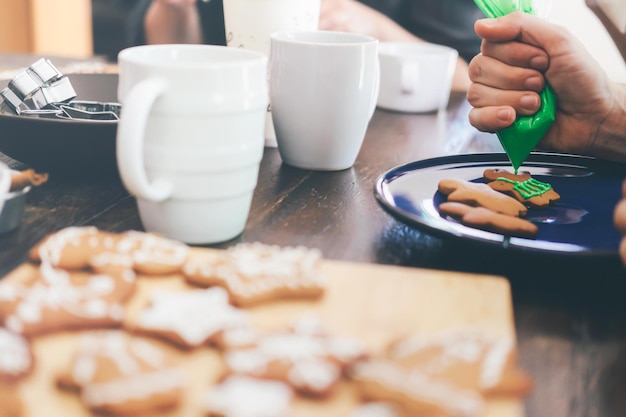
top-left (223, 315), bottom-right (366, 397)
top-left (438, 178), bottom-right (528, 217)
top-left (57, 331), bottom-right (185, 415)
top-left (483, 169), bottom-right (560, 208)
top-left (184, 242), bottom-right (325, 306)
top-left (351, 359), bottom-right (484, 417)
top-left (204, 375), bottom-right (293, 417)
top-left (129, 287), bottom-right (251, 350)
top-left (0, 263), bottom-right (135, 336)
top-left (387, 328), bottom-right (533, 397)
top-left (438, 202), bottom-right (538, 238)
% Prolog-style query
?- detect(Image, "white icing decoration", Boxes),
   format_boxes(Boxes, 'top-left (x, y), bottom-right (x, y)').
top-left (117, 231), bottom-right (189, 267)
top-left (480, 339), bottom-right (513, 389)
top-left (348, 403), bottom-right (400, 417)
top-left (0, 328), bottom-right (31, 376)
top-left (205, 375), bottom-right (292, 417)
top-left (37, 226), bottom-right (99, 265)
top-left (137, 287), bottom-right (249, 346)
top-left (287, 359), bottom-right (339, 391)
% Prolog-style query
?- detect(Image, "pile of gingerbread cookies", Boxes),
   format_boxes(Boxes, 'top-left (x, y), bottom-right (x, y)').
top-left (0, 226), bottom-right (532, 417)
top-left (438, 168), bottom-right (561, 238)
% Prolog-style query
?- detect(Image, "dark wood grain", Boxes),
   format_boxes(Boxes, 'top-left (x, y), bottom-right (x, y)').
top-left (0, 88), bottom-right (625, 417)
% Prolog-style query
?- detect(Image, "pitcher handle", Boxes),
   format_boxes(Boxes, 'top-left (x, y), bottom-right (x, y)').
top-left (116, 77), bottom-right (173, 202)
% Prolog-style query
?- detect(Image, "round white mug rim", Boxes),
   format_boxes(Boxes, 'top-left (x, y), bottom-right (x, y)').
top-left (118, 44), bottom-right (267, 69)
top-left (270, 30), bottom-right (377, 47)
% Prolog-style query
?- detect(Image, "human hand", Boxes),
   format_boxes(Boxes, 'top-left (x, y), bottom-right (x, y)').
top-left (466, 12), bottom-right (621, 159)
top-left (145, 0), bottom-right (202, 44)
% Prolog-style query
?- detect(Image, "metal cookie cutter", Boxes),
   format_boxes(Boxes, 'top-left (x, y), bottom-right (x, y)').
top-left (58, 101), bottom-right (121, 121)
top-left (0, 58), bottom-right (76, 115)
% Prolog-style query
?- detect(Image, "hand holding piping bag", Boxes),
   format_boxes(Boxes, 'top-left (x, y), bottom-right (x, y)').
top-left (473, 0), bottom-right (555, 173)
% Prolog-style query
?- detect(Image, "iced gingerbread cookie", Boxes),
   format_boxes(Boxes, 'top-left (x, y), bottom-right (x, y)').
top-left (438, 178), bottom-right (528, 217)
top-left (483, 169), bottom-right (560, 208)
top-left (0, 263), bottom-right (135, 336)
top-left (129, 287), bottom-right (251, 350)
top-left (386, 328), bottom-right (533, 397)
top-left (184, 242), bottom-right (326, 306)
top-left (30, 226), bottom-right (189, 275)
top-left (204, 375), bottom-right (293, 417)
top-left (223, 315), bottom-right (367, 397)
top-left (438, 202), bottom-right (538, 238)
top-left (351, 358), bottom-right (484, 417)
top-left (0, 328), bottom-right (33, 382)
top-left (57, 331), bottom-right (185, 415)
top-left (0, 386), bottom-right (23, 417)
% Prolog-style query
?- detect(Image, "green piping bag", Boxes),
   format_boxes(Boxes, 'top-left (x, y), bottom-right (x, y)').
top-left (473, 0), bottom-right (556, 173)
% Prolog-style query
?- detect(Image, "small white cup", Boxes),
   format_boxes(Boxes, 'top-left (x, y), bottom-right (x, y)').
top-left (377, 42), bottom-right (458, 113)
top-left (269, 31), bottom-right (379, 171)
top-left (116, 44), bottom-right (268, 244)
top-left (223, 0), bottom-right (321, 148)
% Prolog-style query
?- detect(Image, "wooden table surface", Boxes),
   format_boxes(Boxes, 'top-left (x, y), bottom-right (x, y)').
top-left (1, 73), bottom-right (626, 416)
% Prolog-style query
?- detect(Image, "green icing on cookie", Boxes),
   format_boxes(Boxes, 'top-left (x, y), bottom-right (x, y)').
top-left (496, 177), bottom-right (552, 199)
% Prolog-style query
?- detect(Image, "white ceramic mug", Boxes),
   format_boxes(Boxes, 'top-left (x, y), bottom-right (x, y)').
top-left (222, 0), bottom-right (321, 147)
top-left (377, 42), bottom-right (458, 113)
top-left (269, 31), bottom-right (379, 171)
top-left (116, 44), bottom-right (268, 244)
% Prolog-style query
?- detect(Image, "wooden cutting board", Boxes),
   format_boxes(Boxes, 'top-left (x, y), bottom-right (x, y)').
top-left (5, 249), bottom-right (525, 417)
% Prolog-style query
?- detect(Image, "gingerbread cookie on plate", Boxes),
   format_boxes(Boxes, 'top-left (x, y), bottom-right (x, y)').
top-left (483, 169), bottom-right (560, 208)
top-left (438, 178), bottom-right (528, 217)
top-left (438, 202), bottom-right (538, 238)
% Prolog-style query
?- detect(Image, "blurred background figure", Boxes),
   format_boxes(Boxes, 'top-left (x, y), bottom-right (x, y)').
top-left (126, 0), bottom-right (483, 91)
top-left (318, 0), bottom-right (484, 77)
top-left (127, 0), bottom-right (227, 46)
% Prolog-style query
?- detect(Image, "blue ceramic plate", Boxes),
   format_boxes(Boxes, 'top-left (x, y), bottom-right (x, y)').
top-left (374, 152), bottom-right (626, 256)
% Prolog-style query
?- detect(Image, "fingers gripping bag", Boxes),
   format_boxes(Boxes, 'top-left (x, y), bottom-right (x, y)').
top-left (473, 0), bottom-right (555, 173)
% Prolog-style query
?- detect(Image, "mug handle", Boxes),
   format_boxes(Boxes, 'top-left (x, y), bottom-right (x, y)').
top-left (116, 77), bottom-right (173, 202)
